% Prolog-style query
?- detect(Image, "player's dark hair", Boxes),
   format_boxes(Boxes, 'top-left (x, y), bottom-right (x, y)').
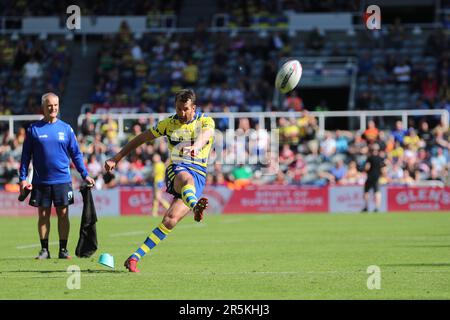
top-left (175, 89), bottom-right (196, 104)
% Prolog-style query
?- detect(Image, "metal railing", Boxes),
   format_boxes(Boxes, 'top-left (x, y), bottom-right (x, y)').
top-left (0, 115), bottom-right (43, 138)
top-left (75, 109), bottom-right (449, 138)
top-left (1, 109), bottom-right (447, 139)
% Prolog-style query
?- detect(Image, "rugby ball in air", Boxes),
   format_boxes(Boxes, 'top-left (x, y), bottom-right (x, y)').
top-left (275, 59), bottom-right (302, 94)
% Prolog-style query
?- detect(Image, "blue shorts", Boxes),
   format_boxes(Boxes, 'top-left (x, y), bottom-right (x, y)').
top-left (29, 183), bottom-right (74, 208)
top-left (165, 163), bottom-right (206, 199)
top-left (154, 180), bottom-right (165, 190)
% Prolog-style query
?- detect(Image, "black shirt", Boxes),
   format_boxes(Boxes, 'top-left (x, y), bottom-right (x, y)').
top-left (419, 130), bottom-right (434, 150)
top-left (366, 155), bottom-right (384, 179)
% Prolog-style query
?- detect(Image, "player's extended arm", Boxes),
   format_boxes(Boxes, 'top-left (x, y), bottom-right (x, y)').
top-left (68, 127), bottom-right (89, 180)
top-left (19, 127), bottom-right (32, 183)
top-left (105, 130), bottom-right (156, 172)
top-left (19, 127), bottom-right (33, 194)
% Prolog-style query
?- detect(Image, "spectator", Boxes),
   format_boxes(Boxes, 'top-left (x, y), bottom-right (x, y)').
top-left (363, 120), bottom-right (379, 144)
top-left (81, 111), bottom-right (96, 136)
top-left (280, 144), bottom-right (295, 166)
top-left (403, 128), bottom-right (422, 152)
top-left (434, 129), bottom-right (450, 151)
top-left (404, 157), bottom-right (420, 181)
top-left (287, 153), bottom-right (307, 185)
top-left (183, 58), bottom-right (199, 86)
top-left (170, 54), bottom-right (186, 82)
top-left (393, 59), bottom-right (411, 83)
top-left (320, 131), bottom-right (336, 160)
top-left (131, 42), bottom-right (143, 61)
top-left (349, 133), bottom-right (369, 159)
top-left (391, 120), bottom-right (407, 144)
top-left (418, 121), bottom-right (435, 151)
top-left (319, 159), bottom-right (347, 184)
top-left (100, 115), bottom-right (119, 145)
top-left (280, 117), bottom-right (300, 146)
top-left (417, 148), bottom-right (431, 175)
top-left (23, 57), bottom-right (43, 80)
top-left (431, 147), bottom-right (447, 174)
top-left (340, 160), bottom-right (363, 185)
top-left (400, 169), bottom-right (415, 185)
top-left (213, 172), bottom-right (228, 187)
top-left (87, 154), bottom-right (102, 180)
top-left (335, 130), bottom-right (351, 154)
top-left (389, 140), bottom-right (404, 162)
top-left (229, 164), bottom-right (253, 190)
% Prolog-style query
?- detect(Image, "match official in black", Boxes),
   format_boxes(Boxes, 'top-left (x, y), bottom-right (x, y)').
top-left (19, 93), bottom-right (95, 259)
top-left (362, 143), bottom-right (385, 213)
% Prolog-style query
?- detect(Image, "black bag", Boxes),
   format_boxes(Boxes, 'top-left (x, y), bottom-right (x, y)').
top-left (75, 185), bottom-right (98, 258)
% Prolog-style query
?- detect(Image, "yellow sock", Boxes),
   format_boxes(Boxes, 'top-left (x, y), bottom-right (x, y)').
top-left (181, 184), bottom-right (197, 209)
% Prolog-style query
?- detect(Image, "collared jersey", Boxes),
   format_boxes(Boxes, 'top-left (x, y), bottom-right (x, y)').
top-left (150, 112), bottom-right (215, 175)
top-left (19, 119), bottom-right (88, 185)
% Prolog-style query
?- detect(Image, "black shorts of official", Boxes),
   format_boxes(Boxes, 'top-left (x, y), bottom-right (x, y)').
top-left (364, 178), bottom-right (380, 193)
top-left (29, 183), bottom-right (74, 208)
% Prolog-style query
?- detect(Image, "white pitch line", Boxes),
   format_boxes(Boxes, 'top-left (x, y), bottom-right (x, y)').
top-left (16, 241), bottom-right (58, 250)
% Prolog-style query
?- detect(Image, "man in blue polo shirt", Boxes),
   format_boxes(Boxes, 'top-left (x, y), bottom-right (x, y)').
top-left (19, 92), bottom-right (95, 260)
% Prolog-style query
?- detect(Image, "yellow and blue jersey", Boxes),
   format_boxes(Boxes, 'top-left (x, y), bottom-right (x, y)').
top-left (149, 112), bottom-right (215, 198)
top-left (153, 161), bottom-right (166, 189)
top-left (150, 112), bottom-right (215, 177)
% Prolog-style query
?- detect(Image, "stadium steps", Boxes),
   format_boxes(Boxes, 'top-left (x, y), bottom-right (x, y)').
top-left (178, 0), bottom-right (218, 27)
top-left (61, 41), bottom-right (100, 130)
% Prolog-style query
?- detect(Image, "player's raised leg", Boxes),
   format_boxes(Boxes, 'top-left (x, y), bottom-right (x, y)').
top-left (124, 198), bottom-right (190, 272)
top-left (174, 171), bottom-right (208, 222)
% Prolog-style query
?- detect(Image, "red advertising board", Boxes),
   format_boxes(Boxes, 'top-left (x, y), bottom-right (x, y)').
top-left (388, 186), bottom-right (450, 211)
top-left (223, 185), bottom-right (328, 214)
top-left (120, 187), bottom-right (166, 215)
top-left (120, 186), bottom-right (233, 215)
top-left (0, 192), bottom-right (36, 216)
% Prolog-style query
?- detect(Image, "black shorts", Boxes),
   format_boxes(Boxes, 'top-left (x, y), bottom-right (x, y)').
top-left (364, 178), bottom-right (380, 193)
top-left (29, 183), bottom-right (74, 208)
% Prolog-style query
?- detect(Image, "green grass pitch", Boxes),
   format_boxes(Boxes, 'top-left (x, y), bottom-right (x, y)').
top-left (0, 213), bottom-right (449, 299)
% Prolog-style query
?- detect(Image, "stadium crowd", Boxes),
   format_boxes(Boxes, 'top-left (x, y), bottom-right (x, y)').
top-left (1, 4), bottom-right (450, 191)
top-left (0, 35), bottom-right (71, 118)
top-left (89, 20), bottom-right (287, 114)
top-left (1, 110), bottom-right (449, 190)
